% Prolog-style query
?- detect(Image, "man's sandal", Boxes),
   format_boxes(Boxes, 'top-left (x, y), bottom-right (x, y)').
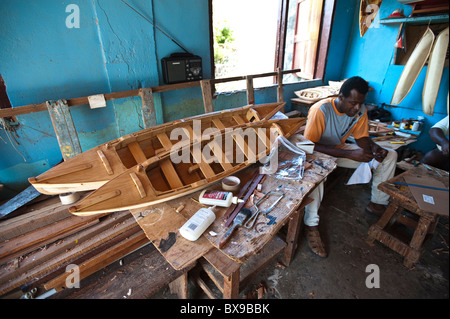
top-left (305, 226), bottom-right (327, 258)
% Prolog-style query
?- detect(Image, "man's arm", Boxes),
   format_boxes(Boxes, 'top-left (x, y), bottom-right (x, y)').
top-left (430, 127), bottom-right (449, 157)
top-left (355, 137), bottom-right (388, 162)
top-left (313, 137), bottom-right (388, 163)
top-left (313, 141), bottom-right (375, 162)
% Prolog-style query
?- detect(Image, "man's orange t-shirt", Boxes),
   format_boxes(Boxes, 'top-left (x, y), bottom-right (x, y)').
top-left (304, 97), bottom-right (369, 148)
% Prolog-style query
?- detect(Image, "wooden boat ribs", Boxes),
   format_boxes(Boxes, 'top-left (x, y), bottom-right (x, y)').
top-left (68, 118), bottom-right (306, 216)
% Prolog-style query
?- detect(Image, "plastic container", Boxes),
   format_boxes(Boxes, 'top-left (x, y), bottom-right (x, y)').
top-left (179, 206), bottom-right (217, 241)
top-left (222, 176), bottom-right (240, 192)
top-left (198, 190), bottom-right (244, 207)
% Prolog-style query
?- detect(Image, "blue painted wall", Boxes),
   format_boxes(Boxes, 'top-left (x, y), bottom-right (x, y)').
top-left (0, 0), bottom-right (211, 200)
top-left (339, 0), bottom-right (449, 154)
top-left (1, 0), bottom-right (447, 200)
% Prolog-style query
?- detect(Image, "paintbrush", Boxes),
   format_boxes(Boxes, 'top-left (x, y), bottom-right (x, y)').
top-left (219, 208), bottom-right (251, 249)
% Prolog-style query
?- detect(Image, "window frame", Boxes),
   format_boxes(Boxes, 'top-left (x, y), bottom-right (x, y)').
top-left (209, 0), bottom-right (336, 87)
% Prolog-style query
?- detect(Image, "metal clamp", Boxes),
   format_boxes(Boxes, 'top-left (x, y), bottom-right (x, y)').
top-left (244, 191), bottom-right (284, 229)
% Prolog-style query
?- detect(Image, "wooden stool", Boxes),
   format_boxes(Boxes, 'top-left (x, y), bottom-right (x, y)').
top-left (366, 166), bottom-right (448, 268)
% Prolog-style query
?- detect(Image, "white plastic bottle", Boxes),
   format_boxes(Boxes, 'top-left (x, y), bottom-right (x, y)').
top-left (179, 206), bottom-right (217, 241)
top-left (198, 190), bottom-right (244, 207)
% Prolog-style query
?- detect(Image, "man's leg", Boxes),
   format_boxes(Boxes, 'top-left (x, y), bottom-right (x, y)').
top-left (422, 148), bottom-right (449, 171)
top-left (336, 145), bottom-right (397, 215)
top-left (304, 182), bottom-right (324, 226)
top-left (304, 182), bottom-right (327, 257)
top-left (370, 148), bottom-right (397, 206)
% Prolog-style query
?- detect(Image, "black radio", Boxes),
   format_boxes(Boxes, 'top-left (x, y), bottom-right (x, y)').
top-left (161, 53), bottom-right (203, 84)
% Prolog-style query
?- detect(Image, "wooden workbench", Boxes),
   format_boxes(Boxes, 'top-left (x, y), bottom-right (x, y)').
top-left (367, 165), bottom-right (449, 268)
top-left (130, 151), bottom-right (337, 298)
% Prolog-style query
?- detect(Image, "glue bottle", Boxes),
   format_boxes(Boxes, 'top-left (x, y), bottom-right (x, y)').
top-left (179, 206), bottom-right (217, 241)
top-left (198, 190), bottom-right (244, 207)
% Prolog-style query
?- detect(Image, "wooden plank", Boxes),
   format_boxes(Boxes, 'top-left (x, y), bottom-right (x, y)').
top-left (97, 150), bottom-right (114, 175)
top-left (0, 186), bottom-right (41, 219)
top-left (202, 248), bottom-right (241, 279)
top-left (169, 272), bottom-right (189, 299)
top-left (199, 236), bottom-right (286, 298)
top-left (246, 76), bottom-right (255, 105)
top-left (232, 115), bottom-right (246, 125)
top-left (130, 201), bottom-right (214, 270)
top-left (181, 126), bottom-right (215, 179)
top-left (46, 100), bottom-right (82, 160)
top-left (139, 88), bottom-right (157, 129)
top-left (0, 212), bottom-right (136, 296)
top-left (51, 244), bottom-right (194, 299)
top-left (201, 79), bottom-right (214, 113)
top-left (130, 173), bottom-right (147, 199)
top-left (207, 139), bottom-right (233, 171)
top-left (44, 231), bottom-right (149, 292)
top-left (156, 133), bottom-right (184, 189)
top-left (0, 214), bottom-right (102, 263)
top-left (0, 196), bottom-right (71, 241)
top-left (223, 267), bottom-right (240, 299)
top-left (194, 272), bottom-right (218, 299)
top-left (1, 70), bottom-right (303, 119)
top-left (127, 141), bottom-right (147, 163)
top-left (239, 236), bottom-right (286, 285)
top-left (277, 68), bottom-right (284, 103)
top-left (213, 118), bottom-right (256, 162)
top-left (283, 197), bottom-right (314, 265)
top-left (0, 212), bottom-right (131, 284)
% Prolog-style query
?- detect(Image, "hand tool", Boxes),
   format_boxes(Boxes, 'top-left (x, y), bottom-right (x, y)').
top-left (219, 208), bottom-right (251, 249)
top-left (244, 191), bottom-right (284, 229)
top-left (423, 163), bottom-right (443, 177)
top-left (224, 173), bottom-right (265, 227)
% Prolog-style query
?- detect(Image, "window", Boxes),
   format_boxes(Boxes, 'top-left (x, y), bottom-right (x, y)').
top-left (292, 0), bottom-right (324, 79)
top-left (212, 0), bottom-right (279, 92)
top-left (210, 0), bottom-right (335, 92)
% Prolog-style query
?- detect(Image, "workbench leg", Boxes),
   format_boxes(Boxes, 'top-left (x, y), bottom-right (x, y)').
top-left (366, 202), bottom-right (400, 246)
top-left (169, 273), bottom-right (189, 299)
top-left (283, 208), bottom-right (304, 266)
top-left (404, 215), bottom-right (434, 268)
top-left (223, 268), bottom-right (240, 299)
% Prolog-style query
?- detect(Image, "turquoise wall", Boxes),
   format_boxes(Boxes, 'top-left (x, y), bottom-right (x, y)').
top-left (339, 0), bottom-right (449, 153)
top-left (0, 0), bottom-right (211, 199)
top-left (2, 0), bottom-right (447, 200)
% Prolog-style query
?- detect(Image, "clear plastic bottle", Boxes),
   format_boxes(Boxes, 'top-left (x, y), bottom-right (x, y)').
top-left (198, 190), bottom-right (244, 207)
top-left (179, 206), bottom-right (217, 241)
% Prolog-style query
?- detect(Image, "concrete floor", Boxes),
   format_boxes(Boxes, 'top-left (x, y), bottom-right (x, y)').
top-left (153, 170), bottom-right (449, 299)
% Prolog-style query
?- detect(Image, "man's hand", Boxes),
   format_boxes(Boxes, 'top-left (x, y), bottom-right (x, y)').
top-left (371, 144), bottom-right (388, 162)
top-left (348, 148), bottom-right (375, 162)
top-left (441, 140), bottom-right (449, 157)
top-left (353, 137), bottom-right (388, 163)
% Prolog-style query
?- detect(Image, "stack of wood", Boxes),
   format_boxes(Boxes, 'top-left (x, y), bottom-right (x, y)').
top-left (0, 195), bottom-right (147, 298)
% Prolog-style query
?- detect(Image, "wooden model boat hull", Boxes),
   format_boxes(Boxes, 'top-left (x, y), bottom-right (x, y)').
top-left (391, 28), bottom-right (435, 105)
top-left (29, 102), bottom-right (285, 195)
top-left (423, 26), bottom-right (449, 115)
top-left (68, 118), bottom-right (306, 216)
top-left (359, 0), bottom-right (383, 37)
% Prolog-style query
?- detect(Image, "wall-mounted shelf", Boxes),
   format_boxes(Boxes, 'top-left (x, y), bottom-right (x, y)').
top-left (380, 13), bottom-right (449, 25)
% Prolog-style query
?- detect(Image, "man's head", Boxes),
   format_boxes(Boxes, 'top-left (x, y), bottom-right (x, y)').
top-left (337, 76), bottom-right (369, 117)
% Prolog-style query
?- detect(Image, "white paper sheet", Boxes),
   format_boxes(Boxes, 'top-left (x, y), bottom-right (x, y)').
top-left (346, 159), bottom-right (380, 185)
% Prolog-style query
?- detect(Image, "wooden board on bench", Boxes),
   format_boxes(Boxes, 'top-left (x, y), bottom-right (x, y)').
top-left (49, 244), bottom-right (194, 299)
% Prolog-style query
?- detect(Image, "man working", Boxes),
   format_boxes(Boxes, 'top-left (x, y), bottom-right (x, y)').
top-left (303, 76), bottom-right (397, 258)
top-left (422, 116), bottom-right (449, 171)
